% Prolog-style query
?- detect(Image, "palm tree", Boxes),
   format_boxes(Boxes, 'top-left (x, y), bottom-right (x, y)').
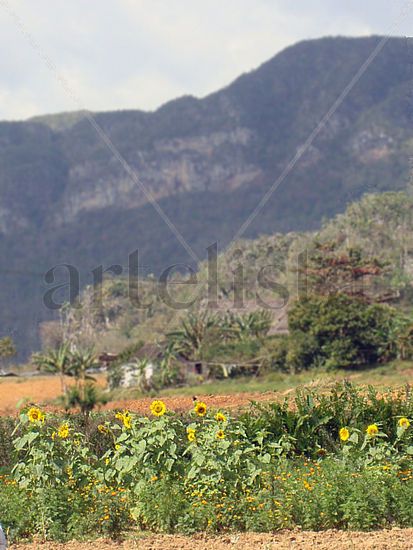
top-left (65, 348), bottom-right (103, 420)
top-left (69, 348), bottom-right (98, 398)
top-left (32, 343), bottom-right (72, 395)
top-left (167, 312), bottom-right (218, 360)
top-left (222, 310), bottom-right (273, 341)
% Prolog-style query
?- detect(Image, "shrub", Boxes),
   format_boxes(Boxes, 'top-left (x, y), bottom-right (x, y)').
top-left (261, 336), bottom-right (289, 372)
top-left (288, 294), bottom-right (399, 370)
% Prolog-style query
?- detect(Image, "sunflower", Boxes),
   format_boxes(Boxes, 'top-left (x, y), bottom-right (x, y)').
top-left (339, 427), bottom-right (350, 442)
top-left (150, 400), bottom-right (166, 417)
top-left (366, 424), bottom-right (379, 437)
top-left (216, 430), bottom-right (225, 439)
top-left (215, 412), bottom-right (227, 423)
top-left (187, 430), bottom-right (196, 442)
top-left (27, 407), bottom-right (45, 423)
top-left (122, 414), bottom-right (132, 430)
top-left (98, 424), bottom-right (109, 434)
top-left (194, 401), bottom-right (207, 417)
top-left (115, 410), bottom-right (131, 429)
top-left (57, 423), bottom-right (69, 439)
top-left (399, 417), bottom-right (410, 429)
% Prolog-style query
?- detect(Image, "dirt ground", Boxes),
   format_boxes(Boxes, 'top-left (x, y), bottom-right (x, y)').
top-left (102, 390), bottom-right (280, 415)
top-left (1, 371), bottom-right (412, 418)
top-left (9, 529), bottom-right (413, 549)
top-left (0, 376), bottom-right (107, 416)
top-left (0, 375), bottom-right (282, 416)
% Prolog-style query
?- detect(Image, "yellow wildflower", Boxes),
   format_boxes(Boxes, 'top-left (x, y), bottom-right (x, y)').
top-left (339, 427), bottom-right (350, 442)
top-left (216, 430), bottom-right (225, 439)
top-left (215, 412), bottom-right (227, 422)
top-left (98, 424), bottom-right (109, 434)
top-left (57, 423), bottom-right (69, 439)
top-left (27, 407), bottom-right (45, 423)
top-left (366, 424), bottom-right (379, 437)
top-left (194, 401), bottom-right (207, 417)
top-left (150, 400), bottom-right (166, 417)
top-left (187, 431), bottom-right (196, 442)
top-left (122, 414), bottom-right (131, 430)
top-left (116, 410), bottom-right (131, 429)
top-left (399, 417), bottom-right (410, 429)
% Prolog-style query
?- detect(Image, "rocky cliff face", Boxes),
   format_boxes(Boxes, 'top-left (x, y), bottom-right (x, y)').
top-left (56, 126), bottom-right (261, 224)
top-left (0, 35), bottom-right (412, 356)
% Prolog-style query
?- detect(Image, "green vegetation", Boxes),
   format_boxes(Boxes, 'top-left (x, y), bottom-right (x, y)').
top-left (0, 337), bottom-right (16, 361)
top-left (32, 346), bottom-right (106, 416)
top-left (4, 383), bottom-right (413, 542)
top-left (33, 192), bottom-right (412, 388)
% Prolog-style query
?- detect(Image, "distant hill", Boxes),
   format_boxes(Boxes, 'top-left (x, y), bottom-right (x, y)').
top-left (47, 192), bottom-right (413, 356)
top-left (0, 35), bottom-right (412, 356)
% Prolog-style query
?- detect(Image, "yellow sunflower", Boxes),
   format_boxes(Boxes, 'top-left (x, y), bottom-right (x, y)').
top-left (194, 401), bottom-right (207, 417)
top-left (339, 427), bottom-right (350, 442)
top-left (27, 407), bottom-right (45, 423)
top-left (366, 424), bottom-right (379, 437)
top-left (399, 417), bottom-right (410, 429)
top-left (115, 410), bottom-right (131, 429)
top-left (98, 424), bottom-right (109, 434)
top-left (216, 430), bottom-right (225, 439)
top-left (215, 412), bottom-right (227, 423)
top-left (122, 414), bottom-right (131, 430)
top-left (57, 423), bottom-right (69, 439)
top-left (187, 431), bottom-right (196, 442)
top-left (150, 400), bottom-right (166, 417)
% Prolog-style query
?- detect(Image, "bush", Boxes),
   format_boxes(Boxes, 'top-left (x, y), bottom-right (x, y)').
top-left (261, 336), bottom-right (289, 372)
top-left (288, 294), bottom-right (399, 370)
top-left (0, 417), bottom-right (15, 468)
top-left (0, 476), bottom-right (33, 542)
top-left (286, 332), bottom-right (319, 373)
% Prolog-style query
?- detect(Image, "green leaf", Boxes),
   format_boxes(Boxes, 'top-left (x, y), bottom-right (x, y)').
top-left (260, 453), bottom-right (271, 464)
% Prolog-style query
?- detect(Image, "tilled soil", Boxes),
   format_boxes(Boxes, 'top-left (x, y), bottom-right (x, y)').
top-left (10, 530), bottom-right (413, 550)
top-left (0, 373), bottom-right (285, 416)
top-left (101, 390), bottom-right (283, 415)
top-left (0, 376), bottom-right (106, 416)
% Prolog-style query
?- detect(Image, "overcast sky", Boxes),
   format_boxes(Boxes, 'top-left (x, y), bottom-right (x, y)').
top-left (0, 0), bottom-right (411, 121)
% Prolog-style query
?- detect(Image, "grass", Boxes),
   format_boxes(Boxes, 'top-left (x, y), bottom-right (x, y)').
top-left (109, 360), bottom-right (413, 401)
top-left (160, 363), bottom-right (408, 397)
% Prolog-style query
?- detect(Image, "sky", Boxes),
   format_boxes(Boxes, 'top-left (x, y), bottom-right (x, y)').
top-left (0, 0), bottom-right (411, 121)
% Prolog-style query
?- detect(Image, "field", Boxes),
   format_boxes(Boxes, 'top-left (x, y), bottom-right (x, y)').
top-left (8, 529), bottom-right (413, 549)
top-left (3, 364), bottom-right (413, 547)
top-left (2, 360), bottom-right (413, 416)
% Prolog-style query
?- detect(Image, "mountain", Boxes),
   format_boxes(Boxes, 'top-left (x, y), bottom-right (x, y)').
top-left (1, 35), bottom-right (412, 356)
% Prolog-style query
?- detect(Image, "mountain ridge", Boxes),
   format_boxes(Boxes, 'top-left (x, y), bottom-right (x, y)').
top-left (0, 35), bottom-right (412, 356)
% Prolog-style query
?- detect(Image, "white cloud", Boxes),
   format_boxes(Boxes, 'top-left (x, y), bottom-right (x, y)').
top-left (0, 0), bottom-right (410, 120)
